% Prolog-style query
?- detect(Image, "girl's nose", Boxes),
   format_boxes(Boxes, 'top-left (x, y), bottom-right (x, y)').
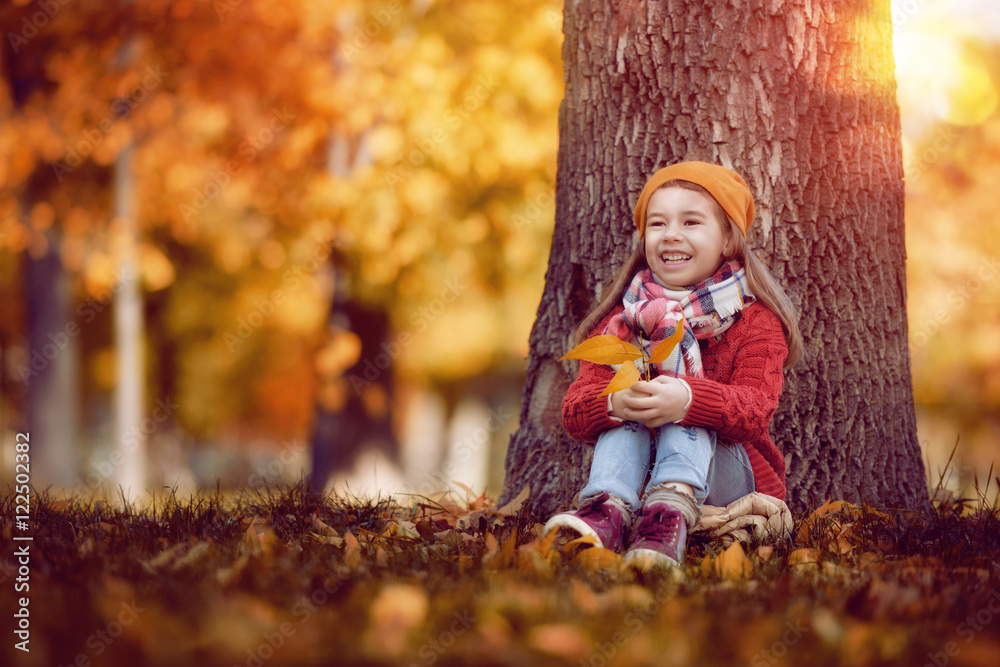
top-left (663, 221), bottom-right (683, 241)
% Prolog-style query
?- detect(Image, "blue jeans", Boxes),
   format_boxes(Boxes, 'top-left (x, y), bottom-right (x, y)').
top-left (579, 422), bottom-right (755, 511)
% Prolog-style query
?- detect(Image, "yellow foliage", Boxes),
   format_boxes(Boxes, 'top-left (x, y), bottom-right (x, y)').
top-left (0, 0), bottom-right (566, 439)
top-left (315, 329), bottom-right (363, 378)
top-left (648, 326), bottom-right (685, 363)
top-left (572, 546), bottom-right (623, 572)
top-left (82, 251), bottom-right (119, 297)
top-left (600, 360), bottom-right (642, 398)
top-left (138, 243), bottom-right (175, 291)
top-left (29, 201), bottom-right (55, 231)
top-left (715, 541), bottom-right (752, 580)
top-left (559, 335), bottom-right (643, 365)
top-left (788, 548), bottom-right (820, 566)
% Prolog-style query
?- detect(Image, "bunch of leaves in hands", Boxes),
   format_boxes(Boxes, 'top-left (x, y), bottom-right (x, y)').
top-left (559, 324), bottom-right (685, 396)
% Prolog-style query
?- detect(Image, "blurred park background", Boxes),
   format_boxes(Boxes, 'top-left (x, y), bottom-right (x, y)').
top-left (0, 0), bottom-right (997, 504)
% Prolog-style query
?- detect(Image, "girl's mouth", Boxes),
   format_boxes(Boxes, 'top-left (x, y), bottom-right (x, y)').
top-left (659, 252), bottom-right (691, 266)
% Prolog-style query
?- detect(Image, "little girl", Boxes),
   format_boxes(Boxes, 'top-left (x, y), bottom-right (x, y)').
top-left (544, 161), bottom-right (803, 568)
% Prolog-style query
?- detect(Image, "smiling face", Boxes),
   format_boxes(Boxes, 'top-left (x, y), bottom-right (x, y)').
top-left (643, 184), bottom-right (731, 289)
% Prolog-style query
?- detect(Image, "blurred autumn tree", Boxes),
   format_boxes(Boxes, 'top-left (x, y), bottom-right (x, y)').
top-left (0, 0), bottom-right (561, 487)
top-left (898, 20), bottom-right (1000, 490)
top-left (501, 0), bottom-right (929, 518)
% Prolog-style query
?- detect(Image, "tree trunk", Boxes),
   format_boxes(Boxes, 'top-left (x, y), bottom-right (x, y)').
top-left (309, 293), bottom-right (398, 493)
top-left (25, 232), bottom-right (80, 487)
top-left (113, 144), bottom-right (147, 502)
top-left (500, 0), bottom-right (926, 518)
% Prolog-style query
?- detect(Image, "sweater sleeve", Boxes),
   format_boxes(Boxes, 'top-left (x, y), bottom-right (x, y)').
top-left (679, 305), bottom-right (788, 445)
top-left (561, 309), bottom-right (624, 443)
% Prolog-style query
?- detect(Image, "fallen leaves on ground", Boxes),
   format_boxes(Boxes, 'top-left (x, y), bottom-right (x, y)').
top-left (2, 484), bottom-right (999, 667)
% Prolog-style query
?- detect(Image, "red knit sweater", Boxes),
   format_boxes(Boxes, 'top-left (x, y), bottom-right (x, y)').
top-left (561, 300), bottom-right (789, 500)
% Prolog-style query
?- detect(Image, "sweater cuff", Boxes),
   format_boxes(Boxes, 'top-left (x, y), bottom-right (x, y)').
top-left (675, 378), bottom-right (693, 422)
top-left (574, 388), bottom-right (623, 439)
top-left (606, 394), bottom-right (624, 422)
top-left (678, 376), bottom-right (726, 429)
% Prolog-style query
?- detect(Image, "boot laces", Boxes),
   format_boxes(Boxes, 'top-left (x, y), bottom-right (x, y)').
top-left (636, 504), bottom-right (681, 547)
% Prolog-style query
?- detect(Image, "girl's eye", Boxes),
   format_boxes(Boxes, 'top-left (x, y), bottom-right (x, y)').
top-left (685, 219), bottom-right (700, 226)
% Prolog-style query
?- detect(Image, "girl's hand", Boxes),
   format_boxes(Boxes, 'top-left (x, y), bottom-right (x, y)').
top-left (613, 377), bottom-right (691, 428)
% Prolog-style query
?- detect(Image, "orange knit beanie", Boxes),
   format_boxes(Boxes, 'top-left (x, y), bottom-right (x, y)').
top-left (633, 161), bottom-right (755, 237)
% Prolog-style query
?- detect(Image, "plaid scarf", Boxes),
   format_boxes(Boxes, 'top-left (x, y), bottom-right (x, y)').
top-left (603, 261), bottom-right (754, 378)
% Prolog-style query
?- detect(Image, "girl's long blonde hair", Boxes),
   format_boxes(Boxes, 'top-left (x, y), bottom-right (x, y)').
top-left (573, 180), bottom-right (804, 369)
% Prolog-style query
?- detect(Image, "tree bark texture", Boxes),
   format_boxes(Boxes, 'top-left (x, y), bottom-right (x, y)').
top-left (500, 0), bottom-right (926, 518)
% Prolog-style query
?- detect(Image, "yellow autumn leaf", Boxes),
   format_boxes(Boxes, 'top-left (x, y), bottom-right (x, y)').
top-left (517, 541), bottom-right (557, 577)
top-left (715, 541), bottom-right (752, 580)
top-left (699, 553), bottom-right (714, 576)
top-left (485, 533), bottom-right (517, 570)
top-left (483, 532), bottom-right (500, 560)
top-left (533, 527), bottom-right (559, 559)
top-left (311, 532), bottom-right (344, 546)
top-left (240, 516), bottom-right (281, 558)
top-left (788, 548), bottom-right (820, 566)
top-left (796, 499), bottom-right (848, 542)
top-left (342, 530), bottom-right (363, 568)
top-left (573, 546), bottom-right (623, 571)
top-left (599, 359), bottom-right (640, 397)
top-left (566, 534), bottom-right (599, 548)
top-left (310, 514), bottom-right (339, 537)
top-left (559, 335), bottom-right (643, 364)
top-left (562, 534), bottom-right (600, 559)
top-left (648, 324), bottom-right (685, 363)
